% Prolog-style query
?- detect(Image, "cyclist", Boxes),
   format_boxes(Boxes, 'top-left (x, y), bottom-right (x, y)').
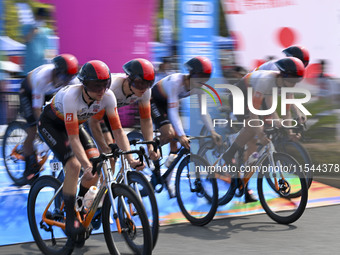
top-left (150, 56), bottom-right (221, 191)
top-left (38, 60), bottom-right (143, 243)
top-left (255, 45), bottom-right (309, 71)
top-left (88, 58), bottom-right (159, 169)
top-left (19, 53), bottom-right (79, 182)
top-left (254, 45), bottom-right (310, 129)
top-left (220, 57), bottom-right (305, 200)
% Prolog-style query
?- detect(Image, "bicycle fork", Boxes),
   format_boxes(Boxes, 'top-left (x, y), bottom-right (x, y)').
top-left (102, 158), bottom-right (135, 234)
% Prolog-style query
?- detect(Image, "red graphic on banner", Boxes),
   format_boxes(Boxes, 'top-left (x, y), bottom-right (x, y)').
top-left (277, 27), bottom-right (296, 48)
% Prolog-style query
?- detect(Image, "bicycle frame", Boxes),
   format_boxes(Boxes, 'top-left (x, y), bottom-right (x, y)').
top-left (151, 147), bottom-right (189, 194)
top-left (211, 140), bottom-right (286, 193)
top-left (40, 156), bottom-right (133, 234)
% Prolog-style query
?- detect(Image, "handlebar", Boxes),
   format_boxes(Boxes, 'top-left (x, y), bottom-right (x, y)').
top-left (264, 124), bottom-right (305, 136)
top-left (90, 144), bottom-right (148, 175)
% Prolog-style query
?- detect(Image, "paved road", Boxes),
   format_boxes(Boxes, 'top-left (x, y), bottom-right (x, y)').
top-left (0, 204), bottom-right (339, 255)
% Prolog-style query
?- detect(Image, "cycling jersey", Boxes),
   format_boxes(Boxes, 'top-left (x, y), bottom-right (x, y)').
top-left (253, 60), bottom-right (279, 72)
top-left (38, 84), bottom-right (121, 165)
top-left (109, 73), bottom-right (151, 118)
top-left (151, 73), bottom-right (213, 137)
top-left (231, 70), bottom-right (279, 120)
top-left (19, 64), bottom-right (79, 126)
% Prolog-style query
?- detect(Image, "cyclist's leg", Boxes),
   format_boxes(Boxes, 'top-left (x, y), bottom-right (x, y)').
top-left (19, 80), bottom-right (40, 178)
top-left (77, 125), bottom-right (101, 198)
top-left (38, 109), bottom-right (85, 241)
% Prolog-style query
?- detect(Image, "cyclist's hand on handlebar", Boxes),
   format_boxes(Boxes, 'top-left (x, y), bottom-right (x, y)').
top-left (288, 132), bottom-right (301, 141)
top-left (179, 135), bottom-right (190, 149)
top-left (129, 158), bottom-right (145, 171)
top-left (148, 148), bottom-right (160, 161)
top-left (297, 115), bottom-right (307, 124)
top-left (257, 131), bottom-right (270, 145)
top-left (211, 131), bottom-right (222, 146)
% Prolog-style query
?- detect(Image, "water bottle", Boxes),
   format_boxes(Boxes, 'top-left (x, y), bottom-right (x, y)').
top-left (245, 152), bottom-right (259, 166)
top-left (83, 186), bottom-right (98, 209)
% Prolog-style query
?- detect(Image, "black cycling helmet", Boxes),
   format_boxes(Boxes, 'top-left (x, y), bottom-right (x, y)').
top-left (78, 60), bottom-right (111, 93)
top-left (184, 56), bottom-right (213, 77)
top-left (123, 58), bottom-right (155, 90)
top-left (52, 54), bottom-right (79, 77)
top-left (282, 45), bottom-right (310, 67)
top-left (275, 57), bottom-right (305, 83)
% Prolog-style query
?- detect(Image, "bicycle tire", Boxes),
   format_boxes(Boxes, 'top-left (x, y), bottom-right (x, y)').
top-left (27, 176), bottom-right (73, 255)
top-left (102, 183), bottom-right (152, 255)
top-left (197, 140), bottom-right (236, 206)
top-left (2, 121), bottom-right (28, 186)
top-left (257, 153), bottom-right (308, 224)
top-left (275, 140), bottom-right (313, 189)
top-left (175, 154), bottom-right (218, 226)
top-left (263, 152), bottom-right (305, 198)
top-left (127, 171), bottom-right (160, 249)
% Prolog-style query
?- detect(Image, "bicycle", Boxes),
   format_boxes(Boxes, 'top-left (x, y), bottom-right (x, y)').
top-left (199, 129), bottom-right (308, 224)
top-left (128, 132), bottom-right (219, 226)
top-left (113, 142), bottom-right (160, 249)
top-left (270, 124), bottom-right (313, 188)
top-left (198, 125), bottom-right (312, 205)
top-left (27, 145), bottom-right (152, 255)
top-left (2, 120), bottom-right (63, 186)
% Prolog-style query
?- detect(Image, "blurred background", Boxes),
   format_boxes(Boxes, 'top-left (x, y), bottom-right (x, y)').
top-left (1, 0), bottom-right (340, 174)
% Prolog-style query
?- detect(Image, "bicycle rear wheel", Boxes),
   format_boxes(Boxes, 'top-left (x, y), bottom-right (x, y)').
top-left (175, 154), bottom-right (218, 226)
top-left (257, 153), bottom-right (308, 224)
top-left (102, 184), bottom-right (152, 255)
top-left (27, 176), bottom-right (73, 255)
top-left (127, 171), bottom-right (159, 249)
top-left (2, 121), bottom-right (27, 186)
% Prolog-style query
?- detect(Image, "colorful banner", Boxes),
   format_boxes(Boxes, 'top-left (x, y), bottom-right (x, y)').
top-left (53, 0), bottom-right (156, 72)
top-left (178, 0), bottom-right (221, 76)
top-left (222, 0), bottom-right (340, 79)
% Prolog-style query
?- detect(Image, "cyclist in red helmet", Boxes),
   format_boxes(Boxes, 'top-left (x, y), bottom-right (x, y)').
top-left (37, 60), bottom-right (143, 243)
top-left (150, 56), bottom-right (222, 194)
top-left (219, 57), bottom-right (306, 202)
top-left (19, 53), bottom-right (79, 183)
top-left (254, 45), bottom-right (310, 126)
top-left (87, 58), bottom-right (159, 172)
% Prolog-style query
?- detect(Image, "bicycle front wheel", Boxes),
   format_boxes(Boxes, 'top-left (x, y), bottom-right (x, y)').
top-left (257, 153), bottom-right (308, 224)
top-left (127, 171), bottom-right (159, 249)
top-left (175, 154), bottom-right (218, 226)
top-left (2, 121), bottom-right (27, 186)
top-left (275, 140), bottom-right (313, 189)
top-left (102, 184), bottom-right (152, 255)
top-left (27, 176), bottom-right (73, 255)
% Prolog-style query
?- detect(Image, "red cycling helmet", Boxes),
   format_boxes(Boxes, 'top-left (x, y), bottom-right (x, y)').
top-left (184, 56), bottom-right (213, 77)
top-left (123, 58), bottom-right (155, 90)
top-left (275, 57), bottom-right (305, 83)
top-left (52, 54), bottom-right (78, 76)
top-left (282, 45), bottom-right (310, 67)
top-left (78, 60), bottom-right (111, 93)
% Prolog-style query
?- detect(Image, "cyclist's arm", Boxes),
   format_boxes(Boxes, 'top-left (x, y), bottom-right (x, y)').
top-left (105, 105), bottom-right (136, 165)
top-left (251, 91), bottom-right (270, 144)
top-left (139, 101), bottom-right (153, 139)
top-left (168, 103), bottom-right (185, 137)
top-left (88, 113), bottom-right (110, 153)
top-left (139, 101), bottom-right (159, 159)
top-left (264, 94), bottom-right (281, 122)
top-left (197, 90), bottom-right (214, 133)
top-left (64, 114), bottom-right (92, 171)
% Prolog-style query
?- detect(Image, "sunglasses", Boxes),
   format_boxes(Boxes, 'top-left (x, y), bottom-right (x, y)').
top-left (131, 78), bottom-right (153, 90)
top-left (85, 80), bottom-right (111, 93)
